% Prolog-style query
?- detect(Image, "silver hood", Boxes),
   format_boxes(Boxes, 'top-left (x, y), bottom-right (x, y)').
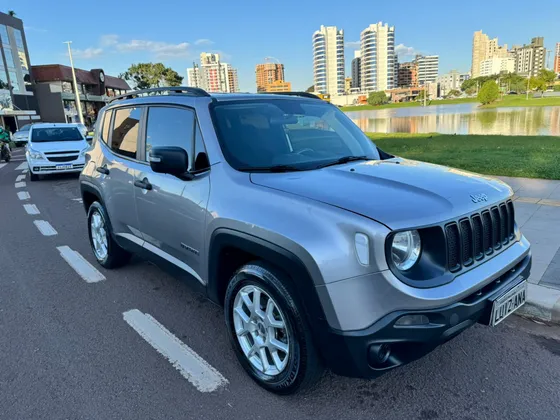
top-left (250, 159), bottom-right (513, 230)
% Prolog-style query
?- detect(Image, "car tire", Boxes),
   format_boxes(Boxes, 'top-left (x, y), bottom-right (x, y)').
top-left (224, 262), bottom-right (323, 394)
top-left (30, 173), bottom-right (39, 182)
top-left (87, 201), bottom-right (131, 269)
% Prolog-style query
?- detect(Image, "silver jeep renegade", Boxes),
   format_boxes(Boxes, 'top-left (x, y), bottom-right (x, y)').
top-left (80, 87), bottom-right (531, 394)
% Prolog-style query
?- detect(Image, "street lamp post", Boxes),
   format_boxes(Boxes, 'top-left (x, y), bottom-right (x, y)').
top-left (63, 41), bottom-right (84, 124)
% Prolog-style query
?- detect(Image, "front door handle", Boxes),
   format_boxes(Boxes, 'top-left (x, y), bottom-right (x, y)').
top-left (134, 178), bottom-right (153, 191)
top-left (96, 166), bottom-right (109, 175)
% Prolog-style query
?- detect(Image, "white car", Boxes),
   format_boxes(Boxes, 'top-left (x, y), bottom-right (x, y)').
top-left (13, 123), bottom-right (32, 147)
top-left (26, 123), bottom-right (90, 181)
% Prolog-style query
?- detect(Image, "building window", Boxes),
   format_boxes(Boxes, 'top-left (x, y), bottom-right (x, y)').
top-left (3, 48), bottom-right (16, 69)
top-left (8, 71), bottom-right (20, 91)
top-left (62, 81), bottom-right (73, 93)
top-left (0, 25), bottom-right (8, 45)
top-left (13, 29), bottom-right (24, 50)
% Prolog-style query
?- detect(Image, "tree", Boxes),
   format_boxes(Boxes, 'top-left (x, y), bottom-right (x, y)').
top-left (367, 91), bottom-right (388, 106)
top-left (477, 80), bottom-right (499, 105)
top-left (416, 90), bottom-right (428, 101)
top-left (538, 68), bottom-right (557, 86)
top-left (305, 85), bottom-right (314, 93)
top-left (529, 76), bottom-right (547, 95)
top-left (446, 89), bottom-right (461, 98)
top-left (7, 10), bottom-right (16, 16)
top-left (121, 63), bottom-right (183, 89)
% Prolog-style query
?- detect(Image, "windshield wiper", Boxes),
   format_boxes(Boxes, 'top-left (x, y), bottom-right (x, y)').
top-left (316, 155), bottom-right (370, 169)
top-left (238, 164), bottom-right (304, 173)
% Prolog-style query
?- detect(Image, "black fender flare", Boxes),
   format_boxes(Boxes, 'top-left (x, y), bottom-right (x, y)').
top-left (80, 181), bottom-right (105, 213)
top-left (207, 228), bottom-right (330, 344)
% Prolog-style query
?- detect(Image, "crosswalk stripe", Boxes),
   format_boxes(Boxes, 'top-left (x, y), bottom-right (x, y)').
top-left (33, 220), bottom-right (58, 236)
top-left (56, 246), bottom-right (105, 283)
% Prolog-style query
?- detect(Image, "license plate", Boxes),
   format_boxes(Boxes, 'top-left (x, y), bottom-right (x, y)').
top-left (490, 280), bottom-right (527, 326)
top-left (56, 164), bottom-right (73, 170)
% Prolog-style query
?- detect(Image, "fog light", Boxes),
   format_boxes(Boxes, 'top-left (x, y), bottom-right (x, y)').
top-left (395, 314), bottom-right (430, 326)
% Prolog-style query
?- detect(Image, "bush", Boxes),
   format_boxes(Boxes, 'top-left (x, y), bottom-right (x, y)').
top-left (477, 80), bottom-right (499, 105)
top-left (446, 89), bottom-right (461, 98)
top-left (367, 91), bottom-right (388, 106)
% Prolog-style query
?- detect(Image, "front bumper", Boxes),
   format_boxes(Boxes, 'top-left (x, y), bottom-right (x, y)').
top-left (28, 158), bottom-right (85, 175)
top-left (319, 251), bottom-right (531, 379)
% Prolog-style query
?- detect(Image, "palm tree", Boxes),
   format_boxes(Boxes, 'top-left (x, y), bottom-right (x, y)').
top-left (8, 10), bottom-right (16, 17)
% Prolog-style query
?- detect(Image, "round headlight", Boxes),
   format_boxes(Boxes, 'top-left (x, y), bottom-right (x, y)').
top-left (391, 230), bottom-right (421, 271)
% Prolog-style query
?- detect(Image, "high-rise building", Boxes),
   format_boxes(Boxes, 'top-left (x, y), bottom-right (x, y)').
top-left (312, 25), bottom-right (345, 95)
top-left (360, 22), bottom-right (396, 92)
top-left (511, 37), bottom-right (546, 77)
top-left (255, 63), bottom-right (285, 92)
top-left (416, 55), bottom-right (439, 86)
top-left (351, 50), bottom-right (361, 90)
top-left (397, 61), bottom-right (418, 87)
top-left (437, 70), bottom-right (469, 96)
top-left (0, 12), bottom-right (41, 128)
top-left (263, 80), bottom-right (291, 92)
top-left (479, 57), bottom-right (515, 76)
top-left (186, 52), bottom-right (239, 93)
top-left (471, 31), bottom-right (508, 78)
top-left (554, 43), bottom-right (560, 74)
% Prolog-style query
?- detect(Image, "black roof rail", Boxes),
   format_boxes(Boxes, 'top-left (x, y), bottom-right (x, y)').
top-left (259, 91), bottom-right (321, 100)
top-left (109, 86), bottom-right (211, 103)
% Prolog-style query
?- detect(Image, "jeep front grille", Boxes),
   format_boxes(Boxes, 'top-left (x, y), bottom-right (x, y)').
top-left (445, 200), bottom-right (515, 273)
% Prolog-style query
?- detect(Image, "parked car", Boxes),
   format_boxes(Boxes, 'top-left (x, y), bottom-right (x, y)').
top-left (79, 87), bottom-right (531, 394)
top-left (26, 123), bottom-right (90, 181)
top-left (13, 123), bottom-right (32, 147)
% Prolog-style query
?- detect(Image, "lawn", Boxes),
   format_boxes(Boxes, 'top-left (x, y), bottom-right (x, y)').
top-left (481, 94), bottom-right (560, 109)
top-left (368, 132), bottom-right (560, 180)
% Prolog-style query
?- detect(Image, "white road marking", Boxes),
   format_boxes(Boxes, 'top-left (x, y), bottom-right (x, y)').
top-left (56, 246), bottom-right (105, 283)
top-left (10, 158), bottom-right (25, 162)
top-left (23, 204), bottom-right (40, 215)
top-left (15, 162), bottom-right (27, 170)
top-left (72, 198), bottom-right (83, 203)
top-left (16, 174), bottom-right (25, 182)
top-left (17, 191), bottom-right (30, 200)
top-left (0, 163), bottom-right (6, 170)
top-left (123, 309), bottom-right (228, 393)
top-left (22, 169), bottom-right (28, 173)
top-left (15, 181), bottom-right (26, 188)
top-left (33, 220), bottom-right (58, 236)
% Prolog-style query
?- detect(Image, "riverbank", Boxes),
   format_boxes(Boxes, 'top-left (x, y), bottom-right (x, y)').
top-left (341, 94), bottom-right (560, 112)
top-left (340, 97), bottom-right (477, 112)
top-left (368, 132), bottom-right (560, 180)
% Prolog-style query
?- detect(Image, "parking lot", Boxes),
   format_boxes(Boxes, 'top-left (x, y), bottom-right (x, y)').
top-left (2, 148), bottom-right (560, 420)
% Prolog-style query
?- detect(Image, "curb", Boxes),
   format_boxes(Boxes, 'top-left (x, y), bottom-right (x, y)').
top-left (517, 283), bottom-right (560, 323)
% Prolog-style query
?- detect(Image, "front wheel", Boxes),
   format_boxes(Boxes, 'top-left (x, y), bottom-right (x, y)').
top-left (30, 173), bottom-right (38, 182)
top-left (224, 262), bottom-right (323, 394)
top-left (87, 201), bottom-right (131, 268)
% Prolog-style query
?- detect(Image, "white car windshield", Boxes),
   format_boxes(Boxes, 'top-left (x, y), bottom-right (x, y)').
top-left (31, 127), bottom-right (83, 142)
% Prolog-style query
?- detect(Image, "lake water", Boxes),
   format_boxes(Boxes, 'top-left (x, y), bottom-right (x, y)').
top-left (345, 103), bottom-right (560, 136)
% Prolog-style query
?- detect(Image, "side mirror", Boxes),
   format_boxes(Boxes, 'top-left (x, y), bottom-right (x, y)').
top-left (149, 146), bottom-right (189, 177)
top-left (86, 136), bottom-right (93, 143)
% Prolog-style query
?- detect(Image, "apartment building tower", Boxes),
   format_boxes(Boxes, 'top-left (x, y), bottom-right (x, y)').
top-left (479, 56), bottom-right (515, 76)
top-left (255, 63), bottom-right (285, 92)
top-left (186, 52), bottom-right (239, 93)
top-left (312, 25), bottom-right (345, 95)
top-left (554, 42), bottom-right (560, 74)
top-left (511, 37), bottom-right (546, 77)
top-left (416, 55), bottom-right (439, 85)
top-left (360, 22), bottom-right (396, 92)
top-left (397, 61), bottom-right (418, 87)
top-left (351, 50), bottom-right (361, 90)
top-left (471, 31), bottom-right (508, 78)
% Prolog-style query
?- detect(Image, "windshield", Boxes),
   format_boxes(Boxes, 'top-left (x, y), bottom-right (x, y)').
top-left (18, 124), bottom-right (32, 132)
top-left (31, 127), bottom-right (84, 142)
top-left (211, 99), bottom-right (380, 171)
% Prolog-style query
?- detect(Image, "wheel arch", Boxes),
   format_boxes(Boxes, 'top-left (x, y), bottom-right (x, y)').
top-left (80, 181), bottom-right (104, 214)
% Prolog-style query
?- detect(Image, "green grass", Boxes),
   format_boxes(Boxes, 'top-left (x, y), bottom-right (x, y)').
top-left (367, 132), bottom-right (560, 180)
top-left (481, 94), bottom-right (560, 109)
top-left (341, 97), bottom-right (478, 112)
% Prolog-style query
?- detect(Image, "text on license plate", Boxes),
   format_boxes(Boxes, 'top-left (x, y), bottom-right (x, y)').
top-left (56, 164), bottom-right (73, 170)
top-left (490, 280), bottom-right (527, 326)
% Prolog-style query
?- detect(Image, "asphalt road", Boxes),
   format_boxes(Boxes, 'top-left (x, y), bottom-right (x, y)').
top-left (1, 148), bottom-right (560, 420)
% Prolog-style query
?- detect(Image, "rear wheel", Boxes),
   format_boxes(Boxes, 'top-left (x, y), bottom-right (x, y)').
top-left (224, 262), bottom-right (323, 394)
top-left (87, 201), bottom-right (131, 268)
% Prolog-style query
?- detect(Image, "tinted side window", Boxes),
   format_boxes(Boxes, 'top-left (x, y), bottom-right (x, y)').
top-left (101, 110), bottom-right (112, 144)
top-left (112, 107), bottom-right (141, 159)
top-left (145, 107), bottom-right (196, 170)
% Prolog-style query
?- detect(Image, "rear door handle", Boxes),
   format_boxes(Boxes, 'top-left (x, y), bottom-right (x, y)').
top-left (96, 166), bottom-right (109, 175)
top-left (134, 178), bottom-right (153, 191)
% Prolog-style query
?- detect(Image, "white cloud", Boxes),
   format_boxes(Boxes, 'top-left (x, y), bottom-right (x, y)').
top-left (72, 48), bottom-right (104, 59)
top-left (395, 44), bottom-right (419, 58)
top-left (100, 34), bottom-right (119, 46)
top-left (115, 40), bottom-right (190, 58)
top-left (194, 38), bottom-right (214, 46)
top-left (345, 40), bottom-right (360, 48)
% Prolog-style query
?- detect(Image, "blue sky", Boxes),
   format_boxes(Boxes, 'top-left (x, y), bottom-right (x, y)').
top-left (9, 0), bottom-right (560, 91)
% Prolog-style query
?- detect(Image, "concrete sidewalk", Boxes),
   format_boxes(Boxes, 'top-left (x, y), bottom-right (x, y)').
top-left (497, 176), bottom-right (560, 322)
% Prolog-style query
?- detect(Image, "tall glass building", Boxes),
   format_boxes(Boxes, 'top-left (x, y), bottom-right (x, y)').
top-left (0, 12), bottom-right (39, 131)
top-left (313, 26), bottom-right (345, 95)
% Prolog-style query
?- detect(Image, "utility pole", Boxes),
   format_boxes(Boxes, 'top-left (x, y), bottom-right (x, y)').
top-left (526, 73), bottom-right (531, 100)
top-left (64, 41), bottom-right (84, 124)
